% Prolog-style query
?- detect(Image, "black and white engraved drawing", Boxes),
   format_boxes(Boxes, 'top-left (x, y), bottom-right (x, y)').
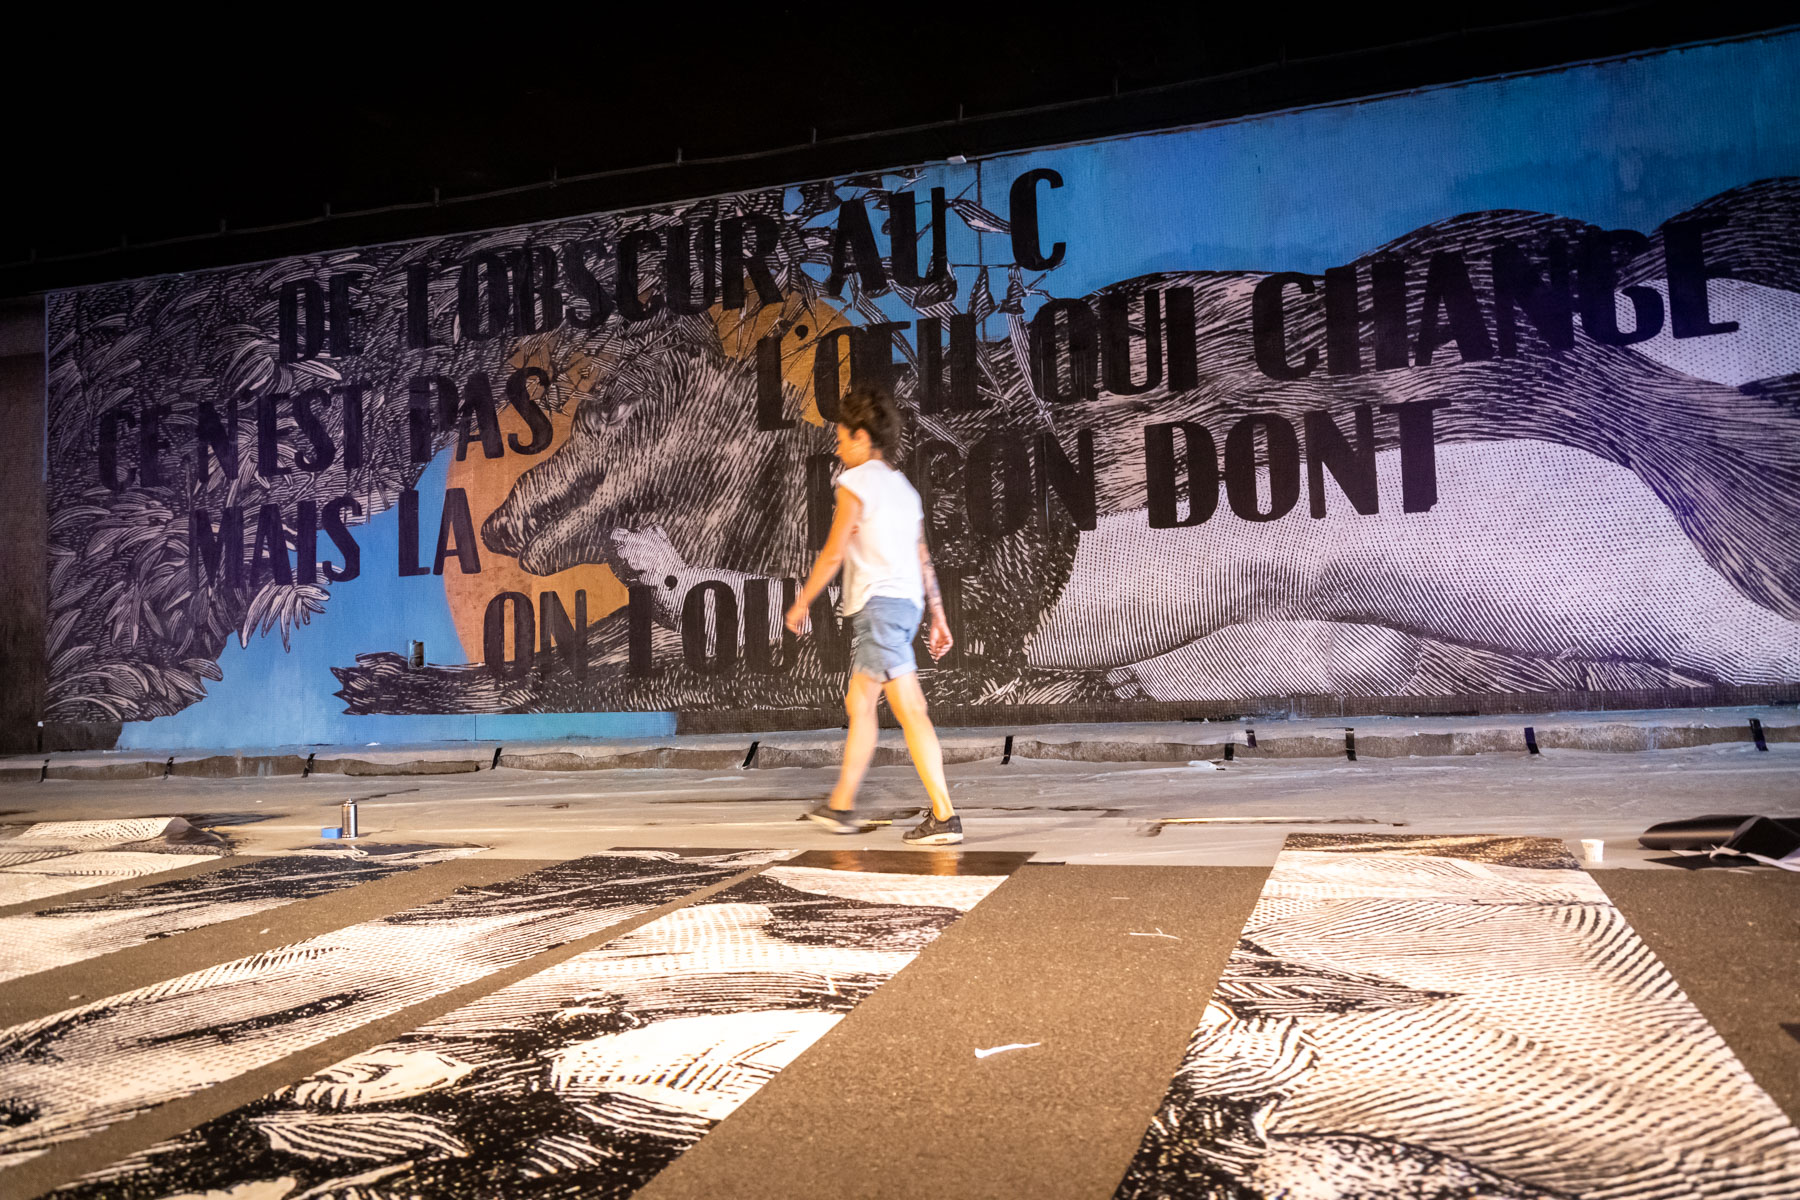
top-left (0, 850), bottom-right (780, 1168)
top-left (0, 819), bottom-right (230, 908)
top-left (45, 170), bottom-right (1800, 724)
top-left (0, 843), bottom-right (483, 983)
top-left (1115, 834), bottom-right (1800, 1199)
top-left (57, 863), bottom-right (1006, 1199)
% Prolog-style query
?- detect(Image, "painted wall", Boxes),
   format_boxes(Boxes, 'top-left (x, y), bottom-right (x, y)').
top-left (41, 34), bottom-right (1800, 746)
top-left (1, 298), bottom-right (47, 753)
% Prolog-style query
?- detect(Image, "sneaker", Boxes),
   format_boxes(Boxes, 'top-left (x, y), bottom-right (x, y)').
top-left (804, 804), bottom-right (870, 835)
top-left (904, 812), bottom-right (963, 845)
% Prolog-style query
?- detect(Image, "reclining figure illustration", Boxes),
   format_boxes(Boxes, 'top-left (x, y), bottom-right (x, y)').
top-left (468, 179), bottom-right (1800, 709)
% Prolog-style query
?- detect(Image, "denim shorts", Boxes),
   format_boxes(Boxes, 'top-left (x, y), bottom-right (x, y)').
top-left (849, 596), bottom-right (921, 681)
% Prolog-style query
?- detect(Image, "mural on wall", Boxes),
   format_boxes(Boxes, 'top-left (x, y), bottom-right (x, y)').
top-left (42, 35), bottom-right (1800, 737)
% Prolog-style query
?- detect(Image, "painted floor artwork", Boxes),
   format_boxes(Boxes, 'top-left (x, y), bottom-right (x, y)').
top-left (0, 835), bottom-right (1793, 1199)
top-left (0, 844), bottom-right (483, 984)
top-left (1115, 835), bottom-right (1800, 1199)
top-left (0, 850), bottom-right (780, 1168)
top-left (58, 860), bottom-right (1007, 1199)
top-left (0, 819), bottom-right (229, 907)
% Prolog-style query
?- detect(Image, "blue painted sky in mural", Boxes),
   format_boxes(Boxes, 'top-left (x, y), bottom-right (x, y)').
top-left (127, 33), bottom-right (1799, 747)
top-left (844, 34), bottom-right (1797, 329)
top-left (119, 450), bottom-right (675, 749)
top-left (997, 33), bottom-right (1799, 297)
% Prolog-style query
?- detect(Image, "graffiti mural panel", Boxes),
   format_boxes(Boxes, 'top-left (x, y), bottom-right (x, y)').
top-left (42, 35), bottom-right (1800, 743)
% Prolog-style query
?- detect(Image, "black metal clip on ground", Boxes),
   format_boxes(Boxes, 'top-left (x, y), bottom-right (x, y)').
top-left (1640, 814), bottom-right (1800, 866)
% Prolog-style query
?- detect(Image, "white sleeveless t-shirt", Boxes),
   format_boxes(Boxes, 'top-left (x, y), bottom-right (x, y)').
top-left (836, 460), bottom-right (925, 616)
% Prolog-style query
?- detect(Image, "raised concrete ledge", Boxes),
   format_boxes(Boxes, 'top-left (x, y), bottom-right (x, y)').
top-left (750, 730), bottom-right (1006, 770)
top-left (497, 732), bottom-right (755, 773)
top-left (999, 708), bottom-right (1797, 763)
top-left (1, 706), bottom-right (1791, 780)
top-left (169, 754), bottom-right (309, 778)
top-left (499, 746), bottom-right (745, 772)
top-left (330, 758), bottom-right (483, 776)
top-left (42, 760), bottom-right (163, 781)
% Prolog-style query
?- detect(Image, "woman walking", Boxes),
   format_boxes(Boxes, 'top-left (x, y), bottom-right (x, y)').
top-left (784, 386), bottom-right (962, 845)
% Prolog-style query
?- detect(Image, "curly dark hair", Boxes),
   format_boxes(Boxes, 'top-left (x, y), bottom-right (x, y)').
top-left (836, 385), bottom-right (901, 454)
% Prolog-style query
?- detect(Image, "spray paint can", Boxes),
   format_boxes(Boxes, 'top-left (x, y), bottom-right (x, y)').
top-left (409, 640), bottom-right (424, 670)
top-left (340, 800), bottom-right (359, 840)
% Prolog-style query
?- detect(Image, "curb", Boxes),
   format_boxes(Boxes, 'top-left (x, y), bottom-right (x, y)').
top-left (4, 712), bottom-right (1792, 781)
top-left (497, 748), bottom-right (745, 772)
top-left (753, 739), bottom-right (1006, 770)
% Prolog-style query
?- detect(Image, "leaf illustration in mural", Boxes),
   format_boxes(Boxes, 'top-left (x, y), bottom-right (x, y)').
top-left (999, 265), bottom-right (1036, 313)
top-left (897, 270), bottom-right (959, 311)
top-left (795, 181), bottom-right (843, 222)
top-left (947, 195), bottom-right (1009, 234)
top-left (969, 268), bottom-right (998, 322)
top-left (218, 323), bottom-right (280, 398)
top-left (240, 583), bottom-right (330, 651)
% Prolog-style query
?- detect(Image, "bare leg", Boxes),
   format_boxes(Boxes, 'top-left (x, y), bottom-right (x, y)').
top-left (883, 673), bottom-right (954, 821)
top-left (827, 672), bottom-right (883, 811)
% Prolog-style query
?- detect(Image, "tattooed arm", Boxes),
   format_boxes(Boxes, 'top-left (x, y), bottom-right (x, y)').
top-left (919, 537), bottom-right (954, 660)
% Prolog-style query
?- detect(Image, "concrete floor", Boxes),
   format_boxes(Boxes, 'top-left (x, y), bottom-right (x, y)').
top-left (5, 739), bottom-right (1795, 866)
top-left (1, 742), bottom-right (1796, 1198)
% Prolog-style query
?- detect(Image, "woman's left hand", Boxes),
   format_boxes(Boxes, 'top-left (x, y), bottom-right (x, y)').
top-left (784, 601), bottom-right (812, 636)
top-left (927, 613), bottom-right (954, 660)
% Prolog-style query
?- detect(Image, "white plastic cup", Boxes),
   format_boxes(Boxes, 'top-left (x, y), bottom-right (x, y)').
top-left (1580, 838), bottom-right (1604, 864)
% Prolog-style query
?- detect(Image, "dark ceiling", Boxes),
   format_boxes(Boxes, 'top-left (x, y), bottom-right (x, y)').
top-left (4, 4), bottom-right (1791, 297)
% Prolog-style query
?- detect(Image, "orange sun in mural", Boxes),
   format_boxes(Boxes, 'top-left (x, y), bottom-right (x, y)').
top-left (442, 347), bottom-right (623, 664)
top-left (441, 295), bottom-right (848, 664)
